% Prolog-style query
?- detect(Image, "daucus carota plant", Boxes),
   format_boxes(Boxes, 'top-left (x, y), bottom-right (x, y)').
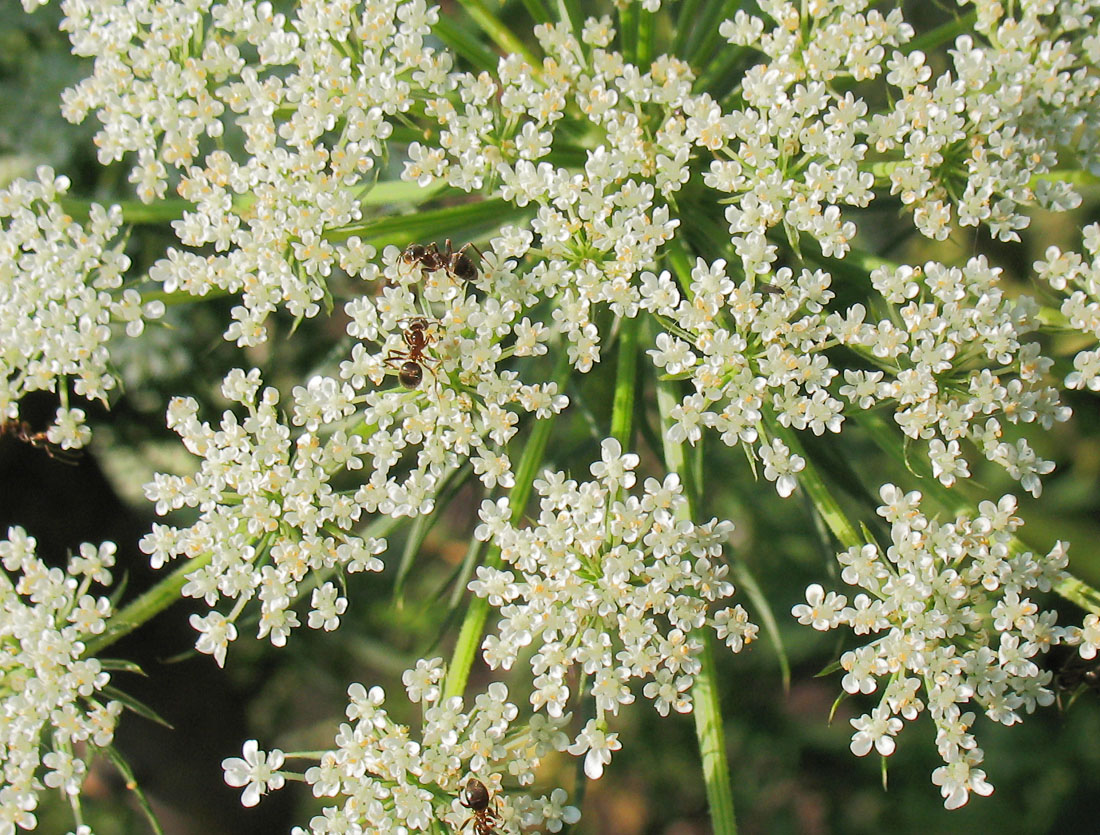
top-left (3, 0), bottom-right (1100, 832)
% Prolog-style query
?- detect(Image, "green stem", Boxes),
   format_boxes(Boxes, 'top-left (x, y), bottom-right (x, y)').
top-left (619, 2), bottom-right (638, 65)
top-left (442, 351), bottom-right (571, 700)
top-left (556, 0), bottom-right (583, 42)
top-left (82, 552), bottom-right (213, 658)
top-left (1056, 574), bottom-right (1100, 615)
top-left (610, 316), bottom-right (640, 448)
top-left (692, 634), bottom-right (736, 835)
top-left (636, 4), bottom-right (654, 67)
top-left (656, 377), bottom-right (737, 835)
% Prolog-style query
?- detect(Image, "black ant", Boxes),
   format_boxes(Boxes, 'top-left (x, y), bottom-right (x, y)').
top-left (402, 240), bottom-right (482, 283)
top-left (457, 777), bottom-right (500, 835)
top-left (0, 419), bottom-right (80, 464)
top-left (1055, 654), bottom-right (1100, 710)
top-left (384, 317), bottom-right (438, 390)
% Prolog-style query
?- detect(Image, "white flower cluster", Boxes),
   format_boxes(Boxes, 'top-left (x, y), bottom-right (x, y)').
top-left (340, 242), bottom-right (568, 494)
top-left (653, 253), bottom-right (1068, 498)
top-left (472, 439), bottom-right (757, 721)
top-left (224, 659), bottom-right (581, 833)
top-left (0, 166), bottom-right (163, 449)
top-left (141, 368), bottom-right (388, 665)
top-left (721, 0), bottom-right (1096, 243)
top-left (0, 526), bottom-right (122, 833)
top-left (793, 485), bottom-right (1072, 810)
top-left (412, 17), bottom-right (692, 371)
top-left (1034, 223), bottom-right (1100, 392)
top-left (53, 0), bottom-right (442, 344)
top-left (142, 236), bottom-right (571, 660)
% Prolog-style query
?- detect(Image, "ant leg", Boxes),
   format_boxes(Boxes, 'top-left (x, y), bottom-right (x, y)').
top-left (458, 242), bottom-right (484, 262)
top-left (384, 351), bottom-right (412, 371)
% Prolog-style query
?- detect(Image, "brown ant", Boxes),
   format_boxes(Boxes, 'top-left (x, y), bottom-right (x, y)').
top-left (457, 777), bottom-right (500, 835)
top-left (384, 316), bottom-right (438, 390)
top-left (402, 240), bottom-right (483, 283)
top-left (0, 419), bottom-right (80, 464)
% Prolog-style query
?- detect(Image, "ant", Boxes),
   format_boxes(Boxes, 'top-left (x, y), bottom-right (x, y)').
top-left (384, 317), bottom-right (438, 390)
top-left (402, 240), bottom-right (483, 283)
top-left (457, 777), bottom-right (500, 835)
top-left (1055, 654), bottom-right (1100, 710)
top-left (0, 419), bottom-right (80, 464)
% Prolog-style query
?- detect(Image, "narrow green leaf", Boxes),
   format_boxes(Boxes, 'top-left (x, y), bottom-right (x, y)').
top-left (1056, 574), bottom-right (1100, 615)
top-left (520, 0), bottom-right (552, 25)
top-left (698, 44), bottom-right (747, 97)
top-left (455, 0), bottom-right (539, 66)
top-left (686, 0), bottom-right (734, 66)
top-left (360, 179), bottom-right (448, 206)
top-left (733, 563), bottom-right (790, 692)
top-left (81, 551), bottom-right (214, 658)
top-left (394, 463), bottom-right (469, 605)
top-left (656, 378), bottom-right (689, 477)
top-left (447, 535), bottom-right (487, 612)
top-left (1029, 169), bottom-right (1100, 188)
top-left (98, 658), bottom-right (146, 675)
top-left (433, 13), bottom-right (501, 71)
top-left (104, 745), bottom-right (166, 835)
top-left (827, 690), bottom-right (847, 724)
top-left (59, 197), bottom-right (194, 225)
top-left (102, 685), bottom-right (174, 730)
top-left (329, 198), bottom-right (528, 247)
top-left (636, 6), bottom-right (654, 67)
top-left (395, 513), bottom-right (433, 609)
top-left (673, 0), bottom-right (704, 57)
top-left (772, 424), bottom-right (862, 549)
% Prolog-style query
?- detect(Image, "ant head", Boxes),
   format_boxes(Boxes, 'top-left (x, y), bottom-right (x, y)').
top-left (402, 243), bottom-right (427, 263)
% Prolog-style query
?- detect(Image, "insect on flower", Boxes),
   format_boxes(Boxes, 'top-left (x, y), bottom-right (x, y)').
top-left (0, 419), bottom-right (80, 464)
top-left (1055, 653), bottom-right (1100, 710)
top-left (457, 777), bottom-right (500, 835)
top-left (402, 239), bottom-right (483, 283)
top-left (384, 316), bottom-right (438, 390)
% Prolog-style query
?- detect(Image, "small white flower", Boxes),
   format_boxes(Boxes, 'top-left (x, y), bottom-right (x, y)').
top-left (589, 438), bottom-right (640, 489)
top-left (792, 584), bottom-right (847, 631)
top-left (849, 707), bottom-right (903, 757)
top-left (567, 719), bottom-right (621, 780)
top-left (222, 740), bottom-right (285, 808)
